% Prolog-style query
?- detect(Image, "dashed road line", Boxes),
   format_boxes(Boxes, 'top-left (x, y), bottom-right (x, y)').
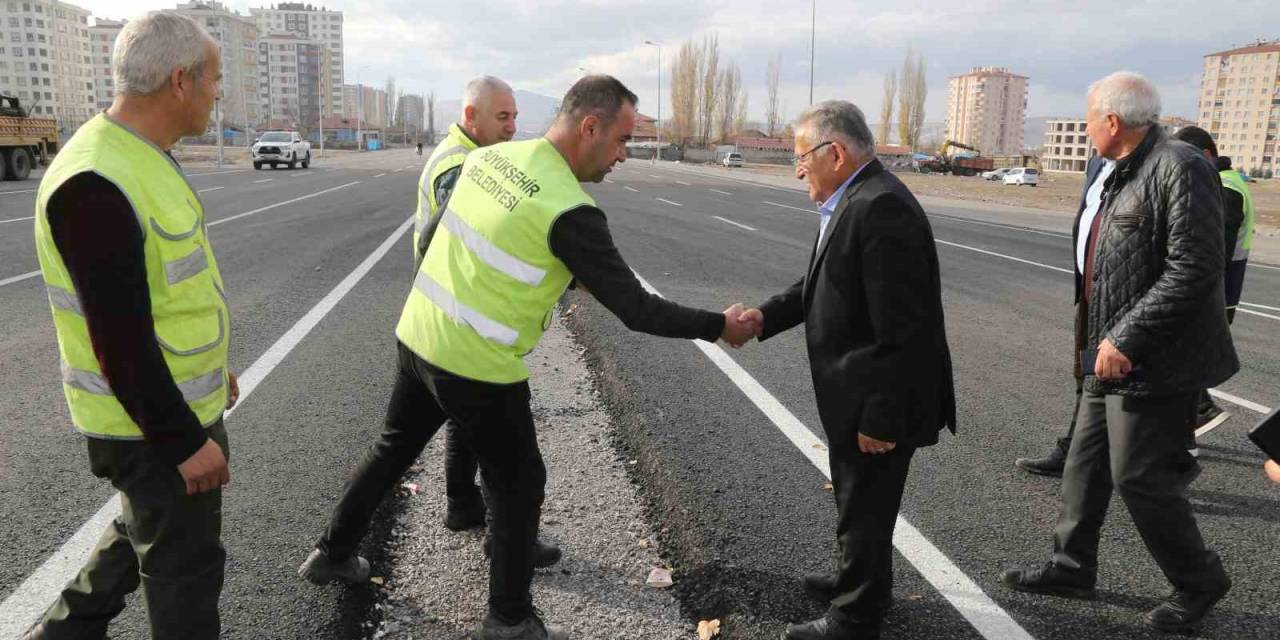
top-left (0, 189), bottom-right (36, 195)
top-left (713, 216), bottom-right (757, 231)
top-left (675, 180), bottom-right (691, 186)
top-left (762, 200), bottom-right (814, 214)
top-left (0, 215), bottom-right (34, 224)
top-left (631, 271), bottom-right (1038, 640)
top-left (0, 270), bottom-right (39, 287)
top-left (209, 182), bottom-right (360, 228)
top-left (623, 186), bottom-right (639, 193)
top-left (656, 198), bottom-right (682, 207)
top-left (197, 187), bottom-right (225, 194)
top-left (253, 179), bottom-right (273, 184)
top-left (709, 188), bottom-right (733, 196)
top-left (375, 173), bottom-right (387, 178)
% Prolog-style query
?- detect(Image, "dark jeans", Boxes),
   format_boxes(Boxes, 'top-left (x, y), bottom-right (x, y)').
top-left (317, 343), bottom-right (544, 623)
top-left (444, 421), bottom-right (483, 512)
top-left (42, 422), bottom-right (229, 640)
top-left (1053, 389), bottom-right (1227, 590)
top-left (827, 439), bottom-right (916, 626)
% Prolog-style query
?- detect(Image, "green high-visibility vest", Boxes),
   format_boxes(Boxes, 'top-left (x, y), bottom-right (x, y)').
top-left (1219, 169), bottom-right (1255, 260)
top-left (413, 123), bottom-right (478, 265)
top-left (34, 113), bottom-right (230, 439)
top-left (397, 138), bottom-right (593, 383)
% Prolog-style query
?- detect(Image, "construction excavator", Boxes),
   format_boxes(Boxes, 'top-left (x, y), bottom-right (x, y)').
top-left (916, 139), bottom-right (994, 176)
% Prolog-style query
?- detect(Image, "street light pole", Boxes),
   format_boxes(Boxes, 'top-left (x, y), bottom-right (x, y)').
top-left (645, 40), bottom-right (661, 164)
top-left (215, 96), bottom-right (223, 168)
top-left (809, 0), bottom-right (815, 105)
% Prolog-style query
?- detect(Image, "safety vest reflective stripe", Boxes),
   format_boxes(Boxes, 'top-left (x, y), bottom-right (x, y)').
top-left (415, 144), bottom-right (470, 236)
top-left (63, 362), bottom-right (226, 402)
top-left (412, 270), bottom-right (519, 346)
top-left (439, 208), bottom-right (547, 286)
top-left (47, 285), bottom-right (82, 315)
top-left (164, 248), bottom-right (209, 285)
top-left (149, 206), bottom-right (201, 241)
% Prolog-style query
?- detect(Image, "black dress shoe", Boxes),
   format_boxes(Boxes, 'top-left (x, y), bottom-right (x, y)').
top-left (444, 501), bottom-right (487, 532)
top-left (1002, 562), bottom-right (1095, 599)
top-left (1144, 578), bottom-right (1231, 633)
top-left (1014, 439), bottom-right (1069, 478)
top-left (783, 610), bottom-right (879, 640)
top-left (483, 536), bottom-right (563, 569)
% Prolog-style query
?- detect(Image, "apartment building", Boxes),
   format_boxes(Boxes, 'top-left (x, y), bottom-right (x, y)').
top-left (945, 66), bottom-right (1028, 156)
top-left (86, 17), bottom-right (121, 112)
top-left (0, 1), bottom-right (95, 133)
top-left (171, 2), bottom-right (259, 131)
top-left (1040, 118), bottom-right (1093, 173)
top-left (1197, 40), bottom-right (1280, 175)
top-left (250, 2), bottom-right (342, 118)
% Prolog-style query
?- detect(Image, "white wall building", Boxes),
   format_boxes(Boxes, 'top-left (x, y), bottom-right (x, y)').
top-left (945, 66), bottom-right (1028, 156)
top-left (87, 18), bottom-right (122, 112)
top-left (250, 2), bottom-right (342, 118)
top-left (1041, 118), bottom-right (1094, 173)
top-left (0, 0), bottom-right (95, 134)
top-left (171, 2), bottom-right (259, 134)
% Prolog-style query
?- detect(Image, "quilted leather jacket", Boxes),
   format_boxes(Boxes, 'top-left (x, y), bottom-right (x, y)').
top-left (1073, 127), bottom-right (1239, 396)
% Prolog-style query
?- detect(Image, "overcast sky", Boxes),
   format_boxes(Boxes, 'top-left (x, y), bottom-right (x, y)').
top-left (84, 0), bottom-right (1280, 128)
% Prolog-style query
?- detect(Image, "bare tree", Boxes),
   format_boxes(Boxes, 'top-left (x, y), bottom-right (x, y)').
top-left (897, 49), bottom-right (928, 150)
top-left (715, 62), bottom-right (743, 144)
top-left (878, 70), bottom-right (896, 145)
top-left (733, 89), bottom-right (749, 138)
top-left (697, 34), bottom-right (720, 147)
top-left (765, 52), bottom-right (782, 137)
top-left (669, 39), bottom-right (702, 145)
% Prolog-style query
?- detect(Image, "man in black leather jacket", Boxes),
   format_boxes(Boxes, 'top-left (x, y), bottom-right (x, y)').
top-left (1003, 72), bottom-right (1237, 634)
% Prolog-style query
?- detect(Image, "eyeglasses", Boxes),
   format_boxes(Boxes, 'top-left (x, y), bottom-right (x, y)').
top-left (792, 141), bottom-right (833, 166)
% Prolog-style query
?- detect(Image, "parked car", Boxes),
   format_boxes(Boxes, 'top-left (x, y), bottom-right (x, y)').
top-left (253, 131), bottom-right (311, 170)
top-left (722, 152), bottom-right (744, 168)
top-left (1003, 167), bottom-right (1038, 187)
top-left (982, 168), bottom-right (1011, 181)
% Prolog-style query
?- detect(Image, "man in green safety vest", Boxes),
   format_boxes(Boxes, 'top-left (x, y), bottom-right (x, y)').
top-left (26, 13), bottom-right (235, 640)
top-left (300, 75), bottom-right (760, 640)
top-left (410, 77), bottom-right (557, 566)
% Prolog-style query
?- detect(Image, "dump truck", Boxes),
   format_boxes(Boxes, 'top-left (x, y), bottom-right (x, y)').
top-left (0, 95), bottom-right (57, 181)
top-left (916, 139), bottom-right (995, 177)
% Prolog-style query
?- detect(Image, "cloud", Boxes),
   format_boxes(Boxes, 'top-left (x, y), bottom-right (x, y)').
top-left (74, 0), bottom-right (1280, 123)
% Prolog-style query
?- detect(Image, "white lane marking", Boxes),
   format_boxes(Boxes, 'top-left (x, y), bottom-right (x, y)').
top-left (0, 270), bottom-right (39, 287)
top-left (0, 215), bottom-right (416, 636)
top-left (934, 239), bottom-right (1074, 275)
top-left (713, 216), bottom-right (757, 231)
top-left (375, 173), bottom-right (387, 178)
top-left (0, 215), bottom-right (34, 224)
top-left (656, 198), bottom-right (683, 207)
top-left (253, 178), bottom-right (273, 184)
top-left (709, 188), bottom-right (733, 196)
top-left (623, 186), bottom-right (639, 193)
top-left (1253, 263), bottom-right (1280, 272)
top-left (929, 213), bottom-right (1070, 239)
top-left (209, 182), bottom-right (359, 228)
top-left (676, 180), bottom-right (691, 186)
top-left (1208, 389), bottom-right (1273, 415)
top-left (648, 174), bottom-right (662, 179)
top-left (0, 189), bottom-right (36, 195)
top-left (1237, 307), bottom-right (1280, 321)
top-left (762, 200), bottom-right (815, 214)
top-left (186, 169), bottom-right (248, 177)
top-left (604, 178), bottom-right (614, 184)
top-left (631, 271), bottom-right (1037, 640)
top-left (1241, 301), bottom-right (1280, 312)
top-left (197, 187), bottom-right (225, 194)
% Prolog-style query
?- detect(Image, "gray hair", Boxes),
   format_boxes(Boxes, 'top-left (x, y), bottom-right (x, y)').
top-left (1088, 71), bottom-right (1161, 128)
top-left (462, 75), bottom-right (513, 114)
top-left (114, 12), bottom-right (213, 96)
top-left (794, 100), bottom-right (876, 159)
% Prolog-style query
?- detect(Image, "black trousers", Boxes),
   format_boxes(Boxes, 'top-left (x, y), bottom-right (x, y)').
top-left (1053, 389), bottom-right (1227, 590)
top-left (317, 343), bottom-right (545, 623)
top-left (827, 439), bottom-right (916, 626)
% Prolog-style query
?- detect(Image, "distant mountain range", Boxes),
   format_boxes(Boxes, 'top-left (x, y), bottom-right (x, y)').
top-left (429, 90), bottom-right (561, 140)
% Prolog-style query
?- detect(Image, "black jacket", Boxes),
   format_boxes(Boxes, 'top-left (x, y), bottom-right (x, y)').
top-left (758, 159), bottom-right (956, 447)
top-left (1072, 127), bottom-right (1239, 396)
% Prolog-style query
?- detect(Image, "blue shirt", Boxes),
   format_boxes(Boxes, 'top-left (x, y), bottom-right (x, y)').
top-left (818, 161), bottom-right (868, 244)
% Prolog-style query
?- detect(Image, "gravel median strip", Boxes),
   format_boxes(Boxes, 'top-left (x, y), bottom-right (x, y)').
top-left (365, 311), bottom-right (691, 640)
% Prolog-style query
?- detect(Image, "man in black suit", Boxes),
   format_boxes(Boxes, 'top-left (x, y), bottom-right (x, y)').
top-left (739, 100), bottom-right (956, 640)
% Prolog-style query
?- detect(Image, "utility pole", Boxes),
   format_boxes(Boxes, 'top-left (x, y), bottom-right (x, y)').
top-left (809, 0), bottom-right (816, 105)
top-left (645, 40), bottom-right (661, 164)
top-left (215, 96), bottom-right (223, 168)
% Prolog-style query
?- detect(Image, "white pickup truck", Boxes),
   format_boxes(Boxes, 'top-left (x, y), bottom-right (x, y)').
top-left (252, 131), bottom-right (311, 170)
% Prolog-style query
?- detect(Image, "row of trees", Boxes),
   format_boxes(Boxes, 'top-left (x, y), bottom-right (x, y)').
top-left (668, 35), bottom-right (750, 147)
top-left (879, 48), bottom-right (928, 149)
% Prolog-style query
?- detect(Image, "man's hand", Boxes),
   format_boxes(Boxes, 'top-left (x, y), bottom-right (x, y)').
top-left (227, 371), bottom-right (240, 410)
top-left (858, 433), bottom-right (896, 455)
top-left (1266, 459), bottom-right (1280, 485)
top-left (178, 438), bottom-right (230, 495)
top-left (1095, 338), bottom-right (1133, 380)
top-left (721, 304), bottom-right (761, 348)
